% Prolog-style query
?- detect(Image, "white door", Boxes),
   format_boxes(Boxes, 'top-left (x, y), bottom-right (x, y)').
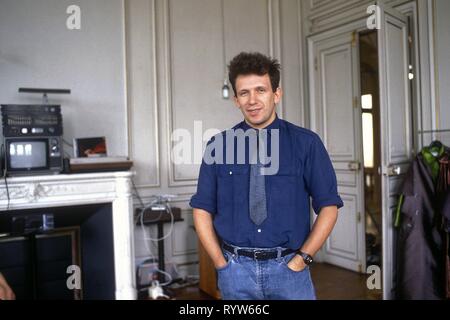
top-left (377, 4), bottom-right (412, 300)
top-left (308, 4), bottom-right (412, 299)
top-left (308, 30), bottom-right (366, 273)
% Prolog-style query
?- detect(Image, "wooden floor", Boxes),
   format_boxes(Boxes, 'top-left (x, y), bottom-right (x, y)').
top-left (167, 263), bottom-right (382, 300)
top-left (310, 263), bottom-right (382, 300)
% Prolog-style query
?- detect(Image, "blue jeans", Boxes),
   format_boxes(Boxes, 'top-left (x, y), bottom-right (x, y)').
top-left (216, 245), bottom-right (316, 300)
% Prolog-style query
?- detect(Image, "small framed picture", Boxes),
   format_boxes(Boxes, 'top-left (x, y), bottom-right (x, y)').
top-left (73, 137), bottom-right (107, 158)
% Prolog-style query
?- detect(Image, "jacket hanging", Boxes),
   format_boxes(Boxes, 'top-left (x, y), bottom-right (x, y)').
top-left (394, 147), bottom-right (447, 299)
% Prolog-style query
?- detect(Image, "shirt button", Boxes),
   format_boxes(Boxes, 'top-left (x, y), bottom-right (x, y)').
top-left (229, 171), bottom-right (233, 175)
top-left (257, 229), bottom-right (262, 233)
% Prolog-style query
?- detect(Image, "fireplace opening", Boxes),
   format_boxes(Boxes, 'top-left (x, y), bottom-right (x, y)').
top-left (0, 203), bottom-right (115, 300)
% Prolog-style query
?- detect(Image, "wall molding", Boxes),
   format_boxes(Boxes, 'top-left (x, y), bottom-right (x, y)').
top-left (160, 0), bottom-right (284, 187)
top-left (125, 0), bottom-right (161, 188)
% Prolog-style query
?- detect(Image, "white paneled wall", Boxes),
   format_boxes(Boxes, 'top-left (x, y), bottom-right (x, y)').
top-left (433, 0), bottom-right (450, 146)
top-left (0, 0), bottom-right (128, 157)
top-left (126, 0), bottom-right (306, 274)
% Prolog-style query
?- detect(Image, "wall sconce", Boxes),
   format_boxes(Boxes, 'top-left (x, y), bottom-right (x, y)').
top-left (408, 65), bottom-right (414, 80)
top-left (222, 78), bottom-right (230, 100)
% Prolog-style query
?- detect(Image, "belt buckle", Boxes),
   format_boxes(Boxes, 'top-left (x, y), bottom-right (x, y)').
top-left (253, 250), bottom-right (264, 260)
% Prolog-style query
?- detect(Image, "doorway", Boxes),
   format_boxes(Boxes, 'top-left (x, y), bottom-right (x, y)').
top-left (308, 5), bottom-right (414, 298)
top-left (359, 31), bottom-right (382, 270)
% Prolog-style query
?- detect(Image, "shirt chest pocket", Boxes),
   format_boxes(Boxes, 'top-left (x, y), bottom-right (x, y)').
top-left (275, 165), bottom-right (300, 177)
top-left (269, 165), bottom-right (301, 208)
top-left (217, 166), bottom-right (249, 208)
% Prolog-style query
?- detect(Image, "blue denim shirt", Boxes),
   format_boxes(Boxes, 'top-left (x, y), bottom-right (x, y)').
top-left (190, 116), bottom-right (343, 250)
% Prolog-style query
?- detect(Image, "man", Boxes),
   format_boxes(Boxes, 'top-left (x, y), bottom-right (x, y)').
top-left (0, 272), bottom-right (15, 300)
top-left (190, 52), bottom-right (343, 300)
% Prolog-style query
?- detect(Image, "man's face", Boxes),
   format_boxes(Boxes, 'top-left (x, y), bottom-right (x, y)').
top-left (233, 73), bottom-right (282, 129)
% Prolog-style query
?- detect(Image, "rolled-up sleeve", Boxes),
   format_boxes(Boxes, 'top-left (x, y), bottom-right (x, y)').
top-left (189, 143), bottom-right (217, 215)
top-left (304, 135), bottom-right (344, 214)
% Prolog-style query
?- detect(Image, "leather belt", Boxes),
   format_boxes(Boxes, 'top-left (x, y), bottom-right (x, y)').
top-left (223, 243), bottom-right (295, 261)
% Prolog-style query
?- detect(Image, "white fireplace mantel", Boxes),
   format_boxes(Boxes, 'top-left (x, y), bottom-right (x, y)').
top-left (0, 171), bottom-right (137, 300)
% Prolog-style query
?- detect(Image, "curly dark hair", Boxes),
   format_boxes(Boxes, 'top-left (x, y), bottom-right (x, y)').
top-left (228, 52), bottom-right (281, 97)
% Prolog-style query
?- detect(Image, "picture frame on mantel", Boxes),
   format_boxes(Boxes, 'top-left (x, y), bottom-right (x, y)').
top-left (73, 137), bottom-right (107, 158)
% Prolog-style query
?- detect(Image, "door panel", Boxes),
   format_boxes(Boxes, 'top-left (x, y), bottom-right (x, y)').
top-left (308, 4), bottom-right (413, 299)
top-left (309, 31), bottom-right (365, 273)
top-left (327, 194), bottom-right (359, 260)
top-left (377, 5), bottom-right (411, 300)
top-left (323, 44), bottom-right (356, 158)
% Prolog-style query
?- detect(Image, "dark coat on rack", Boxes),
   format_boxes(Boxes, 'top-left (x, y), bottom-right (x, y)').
top-left (395, 153), bottom-right (446, 300)
top-left (437, 153), bottom-right (450, 298)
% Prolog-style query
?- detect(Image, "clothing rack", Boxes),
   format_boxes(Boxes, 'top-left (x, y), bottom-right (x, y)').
top-left (418, 129), bottom-right (450, 134)
top-left (417, 129), bottom-right (450, 150)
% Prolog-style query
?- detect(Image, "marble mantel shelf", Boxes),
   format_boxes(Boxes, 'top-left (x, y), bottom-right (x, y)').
top-left (0, 171), bottom-right (137, 300)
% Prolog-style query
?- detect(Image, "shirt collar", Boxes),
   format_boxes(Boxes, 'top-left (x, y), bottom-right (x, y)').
top-left (239, 114), bottom-right (281, 132)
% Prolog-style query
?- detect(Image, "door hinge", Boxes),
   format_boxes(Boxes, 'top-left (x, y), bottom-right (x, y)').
top-left (357, 211), bottom-right (362, 223)
top-left (351, 31), bottom-right (357, 47)
top-left (353, 96), bottom-right (359, 108)
top-left (314, 57), bottom-right (318, 71)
